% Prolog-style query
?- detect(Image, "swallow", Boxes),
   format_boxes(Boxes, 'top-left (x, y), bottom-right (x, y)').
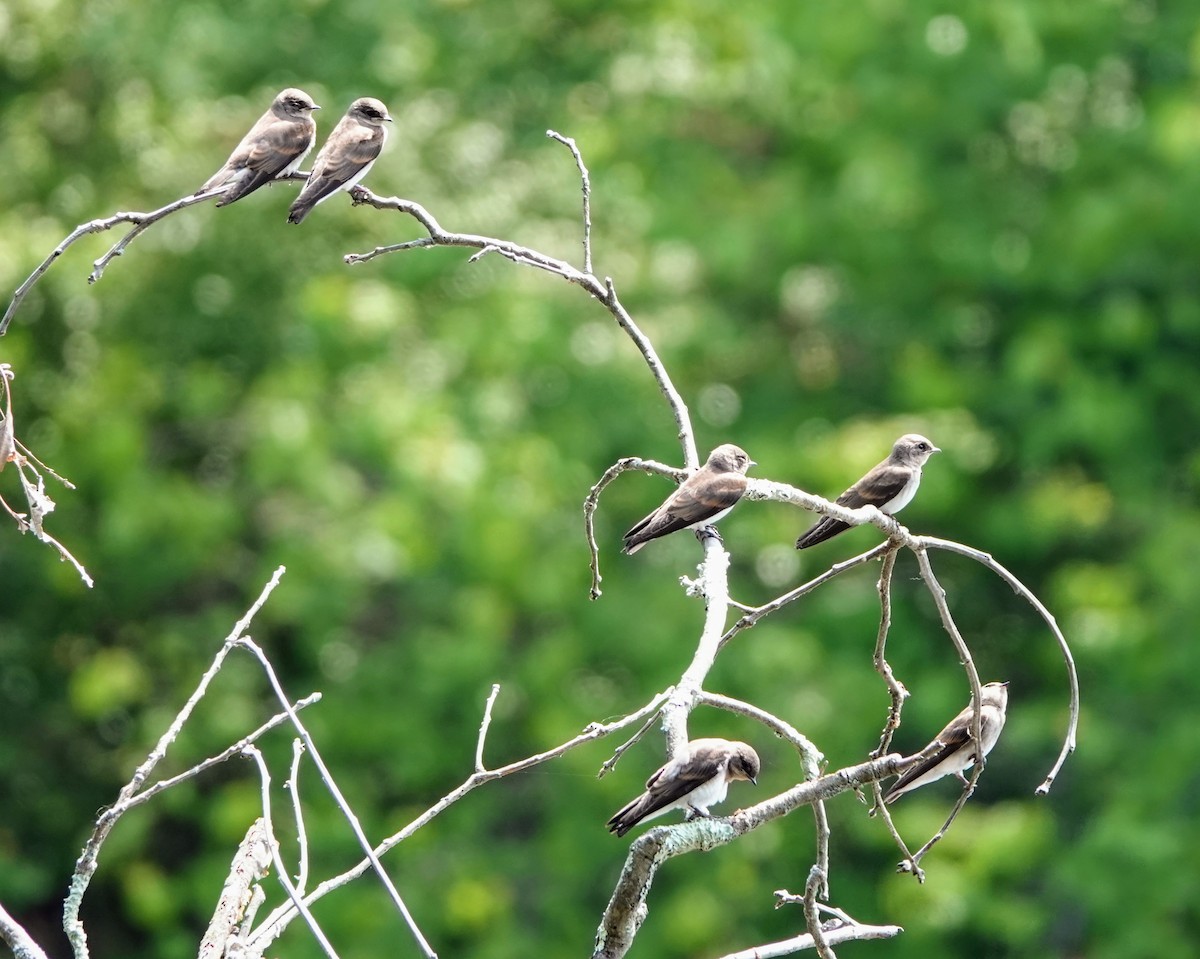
top-left (796, 433), bottom-right (939, 549)
top-left (607, 739), bottom-right (761, 837)
top-left (198, 88), bottom-right (320, 206)
top-left (287, 97), bottom-right (393, 223)
top-left (882, 681), bottom-right (1009, 804)
top-left (622, 444), bottom-right (755, 554)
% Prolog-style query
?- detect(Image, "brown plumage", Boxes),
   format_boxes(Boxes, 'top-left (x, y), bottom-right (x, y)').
top-left (622, 444), bottom-right (755, 554)
top-left (796, 433), bottom-right (939, 549)
top-left (882, 682), bottom-right (1009, 804)
top-left (287, 97), bottom-right (393, 224)
top-left (607, 739), bottom-right (760, 837)
top-left (198, 88), bottom-right (320, 206)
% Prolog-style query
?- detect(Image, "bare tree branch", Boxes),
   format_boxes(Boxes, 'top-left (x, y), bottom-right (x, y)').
top-left (802, 867), bottom-right (837, 959)
top-left (922, 536), bottom-right (1079, 794)
top-left (869, 548), bottom-right (908, 760)
top-left (247, 688), bottom-right (674, 955)
top-left (591, 753), bottom-right (910, 959)
top-left (0, 190), bottom-right (224, 334)
top-left (344, 185), bottom-right (699, 470)
top-left (0, 364), bottom-right (91, 585)
top-left (721, 897), bottom-right (904, 959)
top-left (242, 748), bottom-right (341, 959)
top-left (197, 818), bottom-right (276, 959)
top-left (0, 901), bottom-right (50, 959)
top-left (286, 742), bottom-right (311, 894)
top-left (546, 130), bottom-right (593, 274)
top-left (582, 456), bottom-right (686, 599)
top-left (236, 638), bottom-right (437, 959)
top-left (63, 567), bottom-right (288, 959)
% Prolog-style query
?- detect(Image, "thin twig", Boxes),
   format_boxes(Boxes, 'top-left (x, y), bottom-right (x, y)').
top-left (0, 190), bottom-right (223, 333)
top-left (922, 536), bottom-right (1078, 794)
top-left (243, 747), bottom-right (341, 959)
top-left (870, 547), bottom-right (908, 760)
top-left (713, 921), bottom-right (903, 959)
top-left (546, 130), bottom-right (593, 274)
top-left (62, 567), bottom-right (288, 959)
top-left (237, 638), bottom-right (438, 959)
top-left (582, 456), bottom-right (685, 599)
top-left (0, 364), bottom-right (92, 585)
top-left (803, 867), bottom-right (837, 959)
top-left (346, 183), bottom-right (699, 470)
top-left (247, 688), bottom-right (674, 956)
top-left (699, 691), bottom-right (830, 898)
top-left (905, 548), bottom-right (984, 872)
top-left (719, 542), bottom-right (892, 649)
top-left (598, 701), bottom-right (666, 778)
top-left (89, 190), bottom-right (225, 284)
top-left (474, 684), bottom-right (502, 773)
top-left (287, 741), bottom-right (311, 894)
top-left (118, 693), bottom-right (321, 815)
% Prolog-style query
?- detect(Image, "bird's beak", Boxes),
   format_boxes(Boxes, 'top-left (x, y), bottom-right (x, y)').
top-left (384, 113), bottom-right (395, 122)
top-left (930, 446), bottom-right (942, 454)
top-left (312, 104), bottom-right (322, 111)
top-left (750, 775), bottom-right (758, 785)
top-left (749, 460), bottom-right (758, 468)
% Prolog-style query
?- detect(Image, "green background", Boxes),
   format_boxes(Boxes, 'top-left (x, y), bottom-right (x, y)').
top-left (2, 0), bottom-right (1198, 956)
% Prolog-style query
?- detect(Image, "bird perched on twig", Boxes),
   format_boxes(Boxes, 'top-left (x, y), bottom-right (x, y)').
top-left (622, 444), bottom-right (755, 554)
top-left (197, 88), bottom-right (320, 207)
top-left (287, 97), bottom-right (393, 224)
top-left (881, 681), bottom-right (1009, 804)
top-left (795, 433), bottom-right (939, 549)
top-left (607, 739), bottom-right (760, 837)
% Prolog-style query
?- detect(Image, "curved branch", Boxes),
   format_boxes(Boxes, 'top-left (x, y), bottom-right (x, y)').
top-left (1, 190), bottom-right (224, 334)
top-left (582, 456), bottom-right (686, 599)
top-left (345, 180), bottom-right (698, 469)
top-left (922, 536), bottom-right (1079, 794)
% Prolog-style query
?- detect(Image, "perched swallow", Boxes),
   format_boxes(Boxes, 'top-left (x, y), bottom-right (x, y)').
top-left (795, 433), bottom-right (940, 549)
top-left (622, 444), bottom-right (755, 554)
top-left (287, 97), bottom-right (393, 224)
top-left (198, 88), bottom-right (320, 206)
top-left (607, 738), bottom-right (761, 837)
top-left (881, 682), bottom-right (1009, 804)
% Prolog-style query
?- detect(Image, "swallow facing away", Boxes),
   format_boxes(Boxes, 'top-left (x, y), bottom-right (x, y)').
top-left (881, 681), bottom-right (1009, 804)
top-left (198, 88), bottom-right (320, 206)
top-left (622, 444), bottom-right (755, 554)
top-left (607, 738), bottom-right (761, 837)
top-left (286, 97), bottom-right (393, 224)
top-left (795, 433), bottom-right (939, 549)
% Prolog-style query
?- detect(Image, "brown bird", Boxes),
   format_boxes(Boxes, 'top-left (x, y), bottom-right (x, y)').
top-left (198, 88), bottom-right (320, 206)
top-left (882, 681), bottom-right (1009, 804)
top-left (287, 97), bottom-right (393, 224)
top-left (622, 444), bottom-right (755, 554)
top-left (607, 739), bottom-right (760, 837)
top-left (796, 433), bottom-right (939, 549)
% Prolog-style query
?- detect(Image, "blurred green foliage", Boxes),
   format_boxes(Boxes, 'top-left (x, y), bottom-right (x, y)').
top-left (2, 0), bottom-right (1199, 957)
